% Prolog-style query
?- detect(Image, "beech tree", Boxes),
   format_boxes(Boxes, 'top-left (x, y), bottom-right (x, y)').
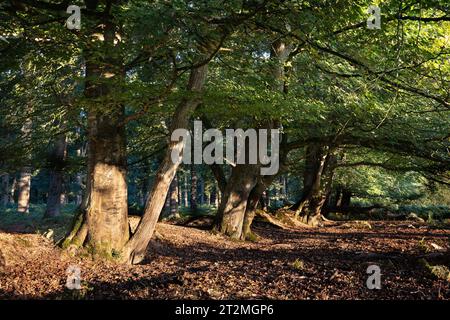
top-left (0, 0), bottom-right (448, 266)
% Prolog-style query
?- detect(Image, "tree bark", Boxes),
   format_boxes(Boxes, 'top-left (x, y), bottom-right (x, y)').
top-left (190, 164), bottom-right (198, 211)
top-left (168, 174), bottom-right (179, 218)
top-left (226, 39), bottom-right (291, 239)
top-left (170, 177), bottom-right (179, 217)
top-left (17, 167), bottom-right (31, 213)
top-left (121, 63), bottom-right (209, 264)
top-left (296, 146), bottom-right (337, 226)
top-left (17, 110), bottom-right (33, 213)
top-left (216, 163), bottom-right (259, 239)
top-left (9, 176), bottom-right (16, 204)
top-left (199, 177), bottom-right (205, 205)
top-left (241, 180), bottom-right (266, 240)
top-left (183, 174), bottom-right (189, 207)
top-left (341, 189), bottom-right (352, 207)
top-left (210, 163), bottom-right (227, 194)
top-left (63, 12), bottom-right (129, 257)
top-left (0, 174), bottom-right (9, 206)
top-left (210, 184), bottom-right (217, 207)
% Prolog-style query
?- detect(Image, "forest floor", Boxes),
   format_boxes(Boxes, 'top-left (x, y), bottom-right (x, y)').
top-left (1, 218), bottom-right (450, 300)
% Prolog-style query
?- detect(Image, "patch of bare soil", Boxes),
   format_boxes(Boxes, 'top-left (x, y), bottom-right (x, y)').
top-left (0, 221), bottom-right (449, 299)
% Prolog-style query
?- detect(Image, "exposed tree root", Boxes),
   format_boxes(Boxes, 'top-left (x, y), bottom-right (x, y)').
top-left (255, 209), bottom-right (313, 229)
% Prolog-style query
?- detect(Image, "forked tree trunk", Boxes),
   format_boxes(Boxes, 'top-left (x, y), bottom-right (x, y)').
top-left (292, 144), bottom-right (325, 214)
top-left (296, 147), bottom-right (337, 226)
top-left (215, 163), bottom-right (259, 239)
top-left (45, 133), bottom-right (67, 218)
top-left (229, 40), bottom-right (291, 239)
top-left (121, 63), bottom-right (209, 264)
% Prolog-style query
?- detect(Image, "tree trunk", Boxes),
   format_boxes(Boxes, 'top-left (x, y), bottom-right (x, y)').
top-left (209, 163), bottom-right (227, 194)
top-left (63, 14), bottom-right (129, 257)
top-left (190, 164), bottom-right (198, 211)
top-left (17, 167), bottom-right (31, 213)
top-left (177, 174), bottom-right (181, 207)
top-left (10, 176), bottom-right (16, 204)
top-left (333, 188), bottom-right (343, 208)
top-left (234, 39), bottom-right (291, 238)
top-left (75, 146), bottom-right (86, 206)
top-left (297, 147), bottom-right (337, 226)
top-left (17, 109), bottom-right (33, 213)
top-left (210, 184), bottom-right (217, 207)
top-left (167, 174), bottom-right (179, 218)
top-left (170, 177), bottom-right (179, 217)
top-left (75, 172), bottom-right (83, 206)
top-left (341, 189), bottom-right (352, 207)
top-left (241, 180), bottom-right (266, 240)
top-left (1, 174), bottom-right (9, 206)
top-left (45, 133), bottom-right (67, 218)
top-left (121, 63), bottom-right (209, 264)
top-left (183, 175), bottom-right (189, 207)
top-left (215, 163), bottom-right (259, 239)
top-left (199, 177), bottom-right (205, 205)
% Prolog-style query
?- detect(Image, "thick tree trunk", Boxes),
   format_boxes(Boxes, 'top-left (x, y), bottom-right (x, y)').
top-left (217, 40), bottom-right (291, 239)
top-left (238, 40), bottom-right (291, 238)
top-left (84, 101), bottom-right (129, 255)
top-left (297, 147), bottom-right (337, 226)
top-left (121, 63), bottom-right (209, 264)
top-left (45, 133), bottom-right (67, 218)
top-left (63, 14), bottom-right (129, 257)
top-left (216, 164), bottom-right (259, 239)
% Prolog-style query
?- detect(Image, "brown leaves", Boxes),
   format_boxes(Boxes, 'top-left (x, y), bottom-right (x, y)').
top-left (0, 221), bottom-right (449, 299)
